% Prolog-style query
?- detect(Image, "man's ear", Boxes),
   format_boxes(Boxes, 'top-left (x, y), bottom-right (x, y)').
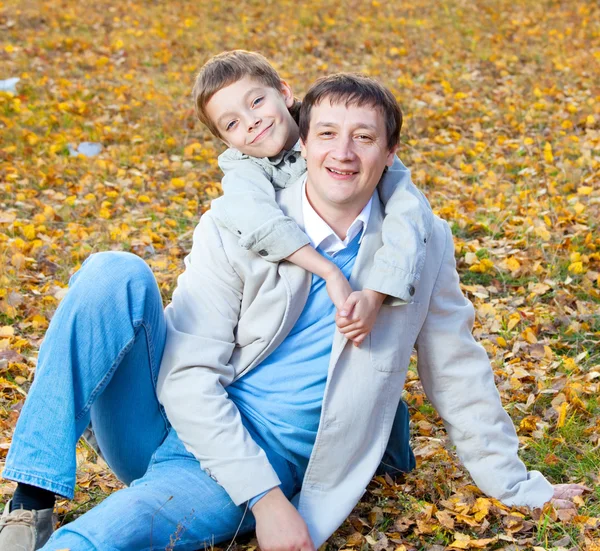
top-left (300, 138), bottom-right (307, 159)
top-left (280, 80), bottom-right (295, 108)
top-left (386, 144), bottom-right (398, 167)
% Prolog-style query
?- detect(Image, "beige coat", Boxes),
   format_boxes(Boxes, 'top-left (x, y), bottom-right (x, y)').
top-left (157, 183), bottom-right (553, 547)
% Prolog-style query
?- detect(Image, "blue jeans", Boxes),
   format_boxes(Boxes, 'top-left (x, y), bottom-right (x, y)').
top-left (2, 251), bottom-right (412, 550)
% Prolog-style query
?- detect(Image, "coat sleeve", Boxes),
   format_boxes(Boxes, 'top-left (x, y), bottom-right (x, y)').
top-left (156, 213), bottom-right (281, 505)
top-left (365, 156), bottom-right (434, 302)
top-left (414, 221), bottom-right (553, 508)
top-left (211, 151), bottom-right (310, 262)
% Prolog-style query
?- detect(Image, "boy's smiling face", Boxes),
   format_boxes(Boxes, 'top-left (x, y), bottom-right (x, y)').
top-left (205, 76), bottom-right (299, 158)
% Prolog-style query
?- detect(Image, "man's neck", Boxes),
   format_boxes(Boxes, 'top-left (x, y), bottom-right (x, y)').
top-left (304, 192), bottom-right (363, 241)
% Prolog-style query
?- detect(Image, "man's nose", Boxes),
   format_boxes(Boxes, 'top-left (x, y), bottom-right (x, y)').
top-left (332, 137), bottom-right (355, 161)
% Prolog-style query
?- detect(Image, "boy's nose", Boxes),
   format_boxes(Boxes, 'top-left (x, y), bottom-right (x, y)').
top-left (247, 117), bottom-right (261, 132)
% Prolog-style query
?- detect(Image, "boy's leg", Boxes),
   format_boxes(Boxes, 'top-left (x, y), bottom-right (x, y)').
top-left (378, 399), bottom-right (415, 477)
top-left (3, 251), bottom-right (170, 498)
top-left (41, 429), bottom-right (303, 551)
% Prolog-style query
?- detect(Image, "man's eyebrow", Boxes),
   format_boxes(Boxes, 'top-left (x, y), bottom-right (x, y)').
top-left (216, 87), bottom-right (265, 127)
top-left (313, 121), bottom-right (379, 132)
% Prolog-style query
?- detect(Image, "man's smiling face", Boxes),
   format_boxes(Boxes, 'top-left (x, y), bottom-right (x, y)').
top-left (300, 100), bottom-right (396, 219)
top-left (204, 76), bottom-right (298, 158)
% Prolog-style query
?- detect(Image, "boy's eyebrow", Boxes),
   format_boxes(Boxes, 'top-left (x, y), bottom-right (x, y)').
top-left (216, 87), bottom-right (266, 128)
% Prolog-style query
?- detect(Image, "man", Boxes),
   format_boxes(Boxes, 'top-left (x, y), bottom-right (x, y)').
top-left (1, 74), bottom-right (581, 551)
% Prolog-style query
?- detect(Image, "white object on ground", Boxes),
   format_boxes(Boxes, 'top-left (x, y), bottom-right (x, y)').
top-left (0, 77), bottom-right (19, 94)
top-left (68, 142), bottom-right (103, 157)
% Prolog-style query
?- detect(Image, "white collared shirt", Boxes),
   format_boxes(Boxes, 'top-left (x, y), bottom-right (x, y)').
top-left (301, 179), bottom-right (372, 256)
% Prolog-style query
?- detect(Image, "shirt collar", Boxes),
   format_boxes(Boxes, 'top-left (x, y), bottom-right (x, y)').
top-left (266, 140), bottom-right (302, 165)
top-left (301, 177), bottom-right (372, 255)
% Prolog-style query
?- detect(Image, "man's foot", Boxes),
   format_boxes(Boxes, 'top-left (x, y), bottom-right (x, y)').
top-left (0, 500), bottom-right (56, 550)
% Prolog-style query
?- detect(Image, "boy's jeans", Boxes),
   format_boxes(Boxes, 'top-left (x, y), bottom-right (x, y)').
top-left (2, 251), bottom-right (413, 550)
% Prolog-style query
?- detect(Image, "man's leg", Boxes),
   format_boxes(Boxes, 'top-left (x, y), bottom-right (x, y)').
top-left (378, 400), bottom-right (416, 477)
top-left (1, 252), bottom-right (169, 541)
top-left (41, 429), bottom-right (303, 551)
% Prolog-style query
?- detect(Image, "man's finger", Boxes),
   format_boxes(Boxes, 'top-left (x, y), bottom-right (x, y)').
top-left (553, 483), bottom-right (591, 500)
top-left (551, 498), bottom-right (577, 510)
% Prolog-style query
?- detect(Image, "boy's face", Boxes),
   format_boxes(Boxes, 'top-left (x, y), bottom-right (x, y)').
top-left (300, 99), bottom-right (396, 217)
top-left (205, 76), bottom-right (299, 158)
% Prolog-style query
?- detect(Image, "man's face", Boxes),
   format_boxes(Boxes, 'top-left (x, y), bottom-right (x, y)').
top-left (300, 100), bottom-right (396, 217)
top-left (205, 76), bottom-right (298, 158)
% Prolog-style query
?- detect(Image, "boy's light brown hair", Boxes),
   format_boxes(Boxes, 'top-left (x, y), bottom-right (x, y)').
top-left (193, 50), bottom-right (300, 139)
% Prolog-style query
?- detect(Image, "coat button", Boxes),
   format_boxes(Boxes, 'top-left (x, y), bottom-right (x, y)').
top-left (258, 249), bottom-right (268, 257)
top-left (408, 285), bottom-right (415, 296)
top-left (289, 156), bottom-right (296, 163)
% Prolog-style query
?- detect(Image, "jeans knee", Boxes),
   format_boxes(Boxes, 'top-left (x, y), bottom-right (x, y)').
top-left (73, 252), bottom-right (154, 291)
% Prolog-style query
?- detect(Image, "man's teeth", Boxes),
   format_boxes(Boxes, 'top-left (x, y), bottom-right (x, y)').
top-left (328, 168), bottom-right (355, 175)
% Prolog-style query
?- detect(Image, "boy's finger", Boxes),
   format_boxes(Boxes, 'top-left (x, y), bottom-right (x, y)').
top-left (339, 293), bottom-right (360, 318)
top-left (344, 328), bottom-right (365, 340)
top-left (338, 321), bottom-right (363, 333)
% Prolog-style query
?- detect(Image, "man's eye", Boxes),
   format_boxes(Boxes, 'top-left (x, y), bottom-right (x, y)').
top-left (356, 134), bottom-right (373, 141)
top-left (252, 97), bottom-right (264, 107)
top-left (319, 131), bottom-right (334, 138)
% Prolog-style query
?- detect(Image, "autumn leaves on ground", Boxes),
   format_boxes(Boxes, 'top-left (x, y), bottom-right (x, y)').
top-left (1, 0), bottom-right (599, 549)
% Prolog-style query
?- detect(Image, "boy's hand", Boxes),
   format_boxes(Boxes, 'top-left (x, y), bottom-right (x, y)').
top-left (336, 289), bottom-right (386, 346)
top-left (324, 268), bottom-right (353, 313)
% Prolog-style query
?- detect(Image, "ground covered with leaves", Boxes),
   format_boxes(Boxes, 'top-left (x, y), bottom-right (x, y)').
top-left (1, 0), bottom-right (599, 549)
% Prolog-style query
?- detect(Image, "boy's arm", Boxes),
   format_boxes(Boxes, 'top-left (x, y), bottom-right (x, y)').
top-left (365, 156), bottom-right (434, 303)
top-left (415, 221), bottom-right (553, 507)
top-left (213, 155), bottom-right (353, 310)
top-left (213, 152), bottom-right (309, 262)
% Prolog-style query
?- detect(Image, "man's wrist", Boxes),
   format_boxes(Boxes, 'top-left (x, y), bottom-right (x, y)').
top-left (251, 487), bottom-right (286, 517)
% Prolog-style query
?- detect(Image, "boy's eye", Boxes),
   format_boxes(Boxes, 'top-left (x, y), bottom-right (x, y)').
top-left (225, 120), bottom-right (237, 131)
top-left (252, 96), bottom-right (264, 107)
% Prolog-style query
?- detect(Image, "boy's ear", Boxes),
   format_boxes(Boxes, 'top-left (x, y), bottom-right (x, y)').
top-left (280, 80), bottom-right (295, 108)
top-left (386, 144), bottom-right (398, 167)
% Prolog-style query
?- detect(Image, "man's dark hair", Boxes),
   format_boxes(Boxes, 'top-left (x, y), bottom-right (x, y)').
top-left (299, 73), bottom-right (403, 150)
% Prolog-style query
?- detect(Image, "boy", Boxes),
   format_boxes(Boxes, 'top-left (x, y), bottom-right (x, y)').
top-left (193, 50), bottom-right (433, 346)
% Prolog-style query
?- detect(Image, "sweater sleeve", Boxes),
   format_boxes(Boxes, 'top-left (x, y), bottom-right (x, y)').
top-left (364, 156), bottom-right (434, 302)
top-left (414, 221), bottom-right (553, 507)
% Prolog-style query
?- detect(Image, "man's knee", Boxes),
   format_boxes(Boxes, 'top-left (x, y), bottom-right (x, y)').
top-left (71, 251), bottom-right (155, 291)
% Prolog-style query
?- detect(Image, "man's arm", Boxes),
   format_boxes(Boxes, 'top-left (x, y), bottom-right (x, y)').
top-left (156, 214), bottom-right (280, 505)
top-left (414, 221), bottom-right (554, 508)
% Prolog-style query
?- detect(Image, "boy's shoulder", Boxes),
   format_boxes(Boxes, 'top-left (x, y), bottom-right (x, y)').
top-left (218, 147), bottom-right (276, 177)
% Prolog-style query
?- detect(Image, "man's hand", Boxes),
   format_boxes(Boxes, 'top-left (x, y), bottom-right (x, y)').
top-left (550, 483), bottom-right (590, 519)
top-left (336, 289), bottom-right (386, 346)
top-left (252, 488), bottom-right (315, 551)
top-left (324, 267), bottom-right (353, 313)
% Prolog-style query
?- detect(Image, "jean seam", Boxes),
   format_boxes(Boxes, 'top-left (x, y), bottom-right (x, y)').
top-left (139, 318), bottom-right (170, 427)
top-left (74, 317), bottom-right (168, 428)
